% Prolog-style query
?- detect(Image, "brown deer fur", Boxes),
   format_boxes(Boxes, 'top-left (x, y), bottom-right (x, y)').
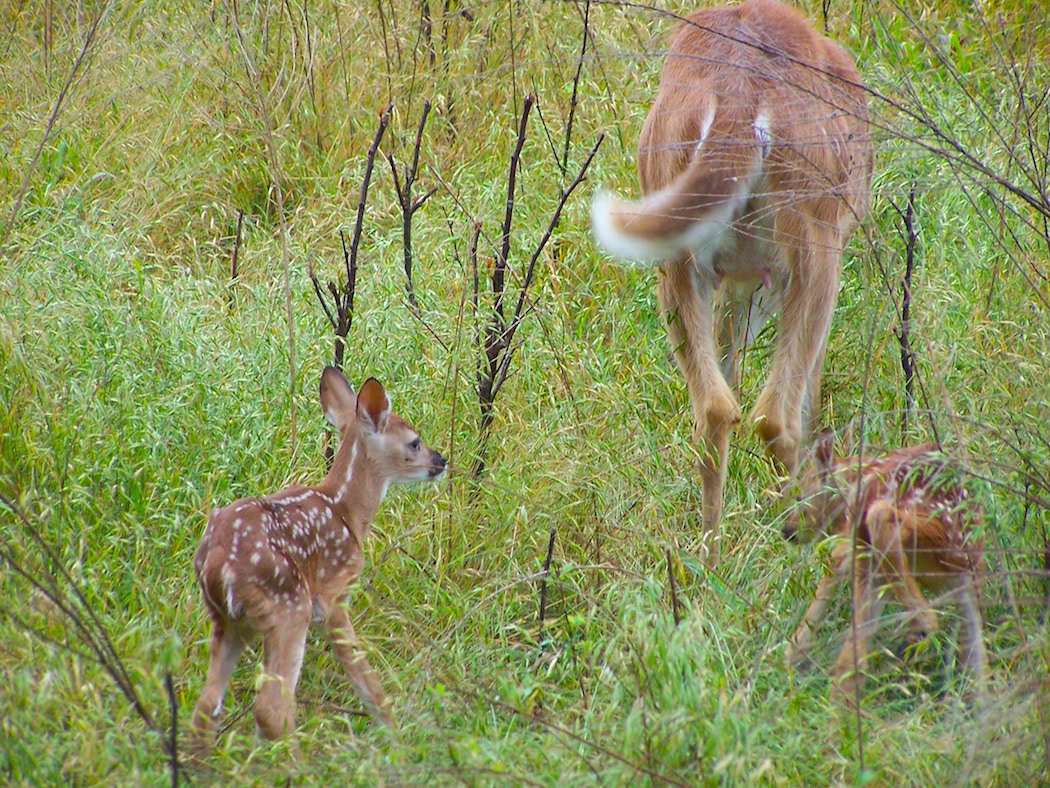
top-left (591, 0), bottom-right (872, 561)
top-left (190, 368), bottom-right (446, 751)
top-left (782, 432), bottom-right (987, 704)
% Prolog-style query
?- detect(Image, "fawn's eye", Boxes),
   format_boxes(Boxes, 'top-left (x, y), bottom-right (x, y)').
top-left (408, 438), bottom-right (421, 452)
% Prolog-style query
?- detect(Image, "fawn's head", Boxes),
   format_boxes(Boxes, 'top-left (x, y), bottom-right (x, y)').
top-left (320, 367), bottom-right (447, 484)
top-left (782, 428), bottom-right (845, 543)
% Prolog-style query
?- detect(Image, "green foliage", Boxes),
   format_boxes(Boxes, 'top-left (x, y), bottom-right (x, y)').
top-left (1, 0), bottom-right (1048, 784)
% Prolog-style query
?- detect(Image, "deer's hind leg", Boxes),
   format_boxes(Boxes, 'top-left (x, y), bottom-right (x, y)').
top-left (753, 215), bottom-right (841, 473)
top-left (659, 255), bottom-right (740, 564)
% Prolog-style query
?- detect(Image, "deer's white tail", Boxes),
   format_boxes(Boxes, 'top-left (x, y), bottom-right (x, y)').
top-left (592, 108), bottom-right (772, 266)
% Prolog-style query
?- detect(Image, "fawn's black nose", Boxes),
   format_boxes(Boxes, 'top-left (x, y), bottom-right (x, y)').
top-left (782, 524), bottom-right (798, 543)
top-left (430, 452), bottom-right (447, 476)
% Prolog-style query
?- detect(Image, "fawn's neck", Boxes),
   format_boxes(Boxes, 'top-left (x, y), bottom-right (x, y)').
top-left (317, 430), bottom-right (387, 539)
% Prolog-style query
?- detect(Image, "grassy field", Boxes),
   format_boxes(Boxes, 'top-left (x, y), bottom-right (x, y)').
top-left (2, 0), bottom-right (1048, 784)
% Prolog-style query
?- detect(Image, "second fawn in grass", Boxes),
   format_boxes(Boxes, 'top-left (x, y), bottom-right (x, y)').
top-left (190, 368), bottom-right (446, 752)
top-left (782, 431), bottom-right (987, 705)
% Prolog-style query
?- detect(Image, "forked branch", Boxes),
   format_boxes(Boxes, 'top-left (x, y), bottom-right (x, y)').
top-left (310, 104), bottom-right (392, 368)
top-left (470, 94), bottom-right (603, 476)
top-left (387, 100), bottom-right (437, 309)
top-left (891, 187), bottom-right (918, 436)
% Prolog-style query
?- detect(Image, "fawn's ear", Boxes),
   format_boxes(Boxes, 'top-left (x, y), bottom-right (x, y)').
top-left (356, 377), bottom-right (391, 433)
top-left (320, 366), bottom-right (356, 429)
top-left (814, 428), bottom-right (836, 471)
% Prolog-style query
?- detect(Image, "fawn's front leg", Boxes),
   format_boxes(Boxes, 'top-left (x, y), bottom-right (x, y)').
top-left (787, 541), bottom-right (850, 669)
top-left (325, 603), bottom-right (395, 727)
top-left (831, 554), bottom-right (885, 707)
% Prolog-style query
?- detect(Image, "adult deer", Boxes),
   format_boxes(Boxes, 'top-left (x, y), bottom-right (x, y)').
top-left (190, 368), bottom-right (446, 752)
top-left (592, 0), bottom-right (872, 562)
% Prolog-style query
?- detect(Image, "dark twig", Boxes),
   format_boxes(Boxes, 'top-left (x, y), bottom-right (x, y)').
top-left (420, 0), bottom-right (435, 65)
top-left (0, 496), bottom-right (150, 726)
top-left (309, 105), bottom-right (391, 369)
top-left (491, 134), bottom-right (605, 398)
top-left (0, 496), bottom-right (179, 768)
top-left (309, 108), bottom-right (389, 465)
top-left (226, 209), bottom-right (244, 309)
top-left (387, 100), bottom-right (434, 309)
top-left (561, 0), bottom-right (591, 173)
top-left (471, 98), bottom-right (534, 475)
top-left (892, 187), bottom-right (918, 436)
top-left (538, 529), bottom-right (557, 637)
top-left (495, 95), bottom-right (534, 322)
top-left (471, 113), bottom-right (604, 477)
top-left (666, 548), bottom-right (681, 626)
top-left (375, 0), bottom-right (394, 102)
top-left (165, 673), bottom-right (179, 788)
top-left (302, 0), bottom-right (323, 151)
top-left (348, 105), bottom-right (393, 287)
top-left (532, 90), bottom-right (563, 171)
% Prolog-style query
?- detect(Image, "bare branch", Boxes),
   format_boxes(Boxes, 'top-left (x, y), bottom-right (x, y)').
top-left (494, 95), bottom-right (535, 321)
top-left (389, 101), bottom-right (433, 307)
top-left (560, 0), bottom-right (591, 173)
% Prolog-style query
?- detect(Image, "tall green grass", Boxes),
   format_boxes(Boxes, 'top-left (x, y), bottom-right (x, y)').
top-left (1, 1), bottom-right (1047, 784)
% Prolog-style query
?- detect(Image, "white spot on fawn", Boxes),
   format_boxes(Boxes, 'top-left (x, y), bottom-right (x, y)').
top-left (251, 552), bottom-right (261, 565)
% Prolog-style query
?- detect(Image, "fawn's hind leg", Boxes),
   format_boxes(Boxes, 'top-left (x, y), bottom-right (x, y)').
top-left (325, 602), bottom-right (394, 727)
top-left (254, 614), bottom-right (310, 740)
top-left (658, 256), bottom-right (739, 564)
top-left (190, 622), bottom-right (246, 753)
top-left (867, 502), bottom-right (939, 645)
top-left (954, 573), bottom-right (987, 694)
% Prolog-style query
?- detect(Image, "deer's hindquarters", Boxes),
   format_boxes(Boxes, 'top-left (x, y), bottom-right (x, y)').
top-left (591, 106), bottom-right (770, 267)
top-left (589, 1), bottom-right (872, 560)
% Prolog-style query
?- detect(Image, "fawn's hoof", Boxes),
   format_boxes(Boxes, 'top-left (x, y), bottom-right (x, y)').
top-left (896, 626), bottom-right (933, 659)
top-left (785, 646), bottom-right (814, 673)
